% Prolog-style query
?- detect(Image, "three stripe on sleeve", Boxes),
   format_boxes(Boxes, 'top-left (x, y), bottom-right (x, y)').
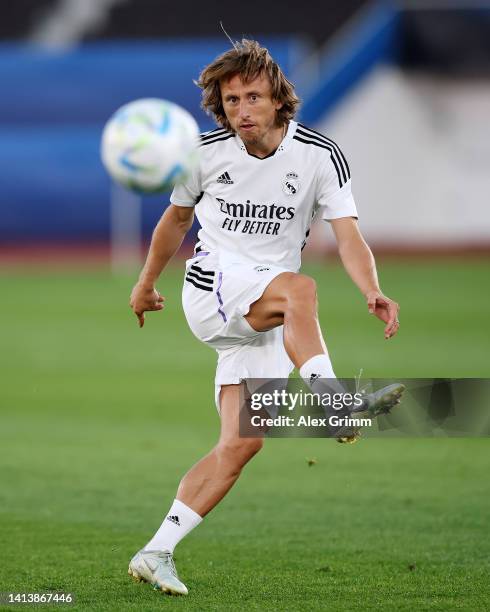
top-left (294, 124), bottom-right (350, 188)
top-left (185, 264), bottom-right (215, 292)
top-left (199, 128), bottom-right (234, 147)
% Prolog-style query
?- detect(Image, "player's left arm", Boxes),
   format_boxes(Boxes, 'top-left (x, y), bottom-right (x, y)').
top-left (330, 217), bottom-right (400, 339)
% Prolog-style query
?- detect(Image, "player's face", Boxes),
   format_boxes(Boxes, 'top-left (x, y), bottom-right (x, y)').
top-left (220, 73), bottom-right (283, 145)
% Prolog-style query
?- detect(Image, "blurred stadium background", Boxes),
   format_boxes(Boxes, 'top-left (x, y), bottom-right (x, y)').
top-left (2, 0), bottom-right (490, 262)
top-left (1, 1), bottom-right (489, 610)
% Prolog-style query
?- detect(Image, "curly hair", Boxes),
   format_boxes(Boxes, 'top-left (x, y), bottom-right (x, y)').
top-left (196, 39), bottom-right (300, 131)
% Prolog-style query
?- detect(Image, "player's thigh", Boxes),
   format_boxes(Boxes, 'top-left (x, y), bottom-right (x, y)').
top-left (245, 271), bottom-right (317, 332)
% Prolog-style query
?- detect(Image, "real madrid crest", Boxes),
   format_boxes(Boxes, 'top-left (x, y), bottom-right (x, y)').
top-left (283, 171), bottom-right (300, 196)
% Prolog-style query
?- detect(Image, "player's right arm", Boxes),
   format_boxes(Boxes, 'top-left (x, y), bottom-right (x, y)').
top-left (129, 204), bottom-right (194, 327)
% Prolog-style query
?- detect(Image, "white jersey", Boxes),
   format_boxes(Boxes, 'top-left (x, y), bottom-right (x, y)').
top-left (170, 120), bottom-right (357, 272)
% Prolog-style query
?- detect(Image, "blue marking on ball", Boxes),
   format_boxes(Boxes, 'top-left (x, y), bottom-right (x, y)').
top-left (158, 110), bottom-right (171, 134)
top-left (164, 162), bottom-right (184, 184)
top-left (120, 153), bottom-right (143, 172)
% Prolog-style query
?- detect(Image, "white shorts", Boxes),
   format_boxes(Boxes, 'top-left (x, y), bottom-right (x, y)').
top-left (181, 252), bottom-right (295, 411)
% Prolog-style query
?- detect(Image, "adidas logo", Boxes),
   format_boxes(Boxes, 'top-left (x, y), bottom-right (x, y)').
top-left (167, 515), bottom-right (180, 526)
top-left (309, 373), bottom-right (320, 385)
top-left (217, 171), bottom-right (234, 184)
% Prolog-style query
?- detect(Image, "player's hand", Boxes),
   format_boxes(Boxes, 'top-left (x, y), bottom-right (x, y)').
top-left (129, 283), bottom-right (165, 328)
top-left (365, 290), bottom-right (400, 339)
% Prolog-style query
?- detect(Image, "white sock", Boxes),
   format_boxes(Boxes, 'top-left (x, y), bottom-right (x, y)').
top-left (299, 353), bottom-right (335, 381)
top-left (299, 353), bottom-right (345, 394)
top-left (144, 499), bottom-right (203, 553)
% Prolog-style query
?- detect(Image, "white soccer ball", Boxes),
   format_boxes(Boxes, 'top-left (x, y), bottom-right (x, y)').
top-left (101, 98), bottom-right (200, 194)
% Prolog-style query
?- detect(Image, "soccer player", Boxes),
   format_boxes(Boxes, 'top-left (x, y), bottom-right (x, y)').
top-left (128, 39), bottom-right (402, 596)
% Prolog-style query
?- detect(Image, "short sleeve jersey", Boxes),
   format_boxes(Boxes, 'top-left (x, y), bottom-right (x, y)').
top-left (170, 121), bottom-right (357, 272)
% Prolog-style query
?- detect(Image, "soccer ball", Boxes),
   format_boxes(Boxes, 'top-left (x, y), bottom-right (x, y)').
top-left (101, 98), bottom-right (200, 194)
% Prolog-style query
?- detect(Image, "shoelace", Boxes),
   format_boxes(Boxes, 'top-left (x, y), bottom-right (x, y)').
top-left (355, 368), bottom-right (373, 397)
top-left (159, 552), bottom-right (178, 578)
top-left (353, 368), bottom-right (376, 411)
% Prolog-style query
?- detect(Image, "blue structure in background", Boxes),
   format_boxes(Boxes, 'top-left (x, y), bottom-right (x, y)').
top-left (0, 5), bottom-right (401, 243)
top-left (301, 2), bottom-right (399, 122)
top-left (0, 39), bottom-right (306, 126)
top-left (0, 38), bottom-right (305, 243)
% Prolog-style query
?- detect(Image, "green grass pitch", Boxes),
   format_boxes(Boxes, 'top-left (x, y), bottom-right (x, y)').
top-left (0, 259), bottom-right (489, 610)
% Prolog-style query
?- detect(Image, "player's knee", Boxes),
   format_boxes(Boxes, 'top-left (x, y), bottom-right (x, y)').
top-left (217, 437), bottom-right (263, 466)
top-left (241, 437), bottom-right (263, 462)
top-left (286, 274), bottom-right (317, 308)
top-left (235, 437), bottom-right (263, 462)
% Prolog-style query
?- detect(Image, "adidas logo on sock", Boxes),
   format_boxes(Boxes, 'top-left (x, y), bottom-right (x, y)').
top-left (167, 515), bottom-right (180, 526)
top-left (217, 171), bottom-right (234, 184)
top-left (309, 373), bottom-right (320, 385)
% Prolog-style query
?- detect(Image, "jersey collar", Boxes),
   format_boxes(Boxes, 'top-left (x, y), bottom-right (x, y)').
top-left (235, 120), bottom-right (298, 159)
